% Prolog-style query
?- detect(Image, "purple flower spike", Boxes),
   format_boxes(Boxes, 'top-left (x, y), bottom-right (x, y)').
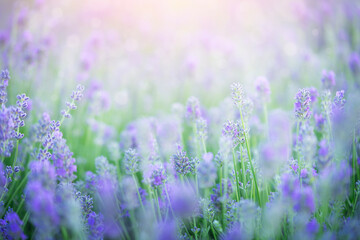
top-left (123, 148), bottom-right (140, 175)
top-left (186, 96), bottom-right (201, 121)
top-left (333, 90), bottom-right (346, 112)
top-left (255, 76), bottom-right (271, 101)
top-left (0, 208), bottom-right (26, 240)
top-left (294, 88), bottom-right (312, 120)
top-left (222, 120), bottom-right (247, 147)
top-left (349, 52), bottom-right (360, 74)
top-left (321, 70), bottom-right (336, 89)
top-left (150, 163), bottom-right (167, 188)
top-left (171, 145), bottom-right (197, 176)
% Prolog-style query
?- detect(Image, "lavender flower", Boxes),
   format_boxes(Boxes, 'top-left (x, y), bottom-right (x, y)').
top-left (317, 162), bottom-right (351, 201)
top-left (95, 177), bottom-right (121, 238)
top-left (0, 163), bottom-right (7, 195)
top-left (156, 220), bottom-right (177, 240)
top-left (171, 145), bottom-right (197, 176)
top-left (314, 113), bottom-right (326, 131)
top-left (309, 87), bottom-right (319, 103)
top-left (120, 176), bottom-right (141, 210)
top-left (168, 181), bottom-right (199, 218)
top-left (320, 90), bottom-right (332, 117)
top-left (222, 120), bottom-right (246, 147)
top-left (149, 163), bottom-right (167, 187)
top-left (280, 173), bottom-right (315, 212)
top-left (0, 105), bottom-right (15, 157)
top-left (294, 88), bottom-right (312, 120)
top-left (214, 151), bottom-right (223, 168)
top-left (321, 70), bottom-right (336, 89)
top-left (226, 200), bottom-right (259, 238)
top-left (306, 219), bottom-right (319, 236)
top-left (230, 82), bottom-right (244, 107)
top-left (95, 156), bottom-right (117, 181)
top-left (222, 223), bottom-right (246, 240)
top-left (196, 117), bottom-right (208, 140)
top-left (318, 139), bottom-right (331, 167)
top-left (198, 153), bottom-right (217, 188)
top-left (87, 211), bottom-right (104, 240)
top-left (51, 133), bottom-right (77, 182)
top-left (333, 90), bottom-right (346, 112)
top-left (293, 186), bottom-right (315, 213)
top-left (349, 52), bottom-right (360, 74)
top-left (61, 84), bottom-right (85, 119)
top-left (26, 160), bottom-right (60, 239)
top-left (123, 148), bottom-right (140, 175)
top-left (186, 96), bottom-right (201, 120)
top-left (255, 76), bottom-right (271, 101)
top-left (0, 208), bottom-right (26, 240)
top-left (0, 70), bottom-right (9, 104)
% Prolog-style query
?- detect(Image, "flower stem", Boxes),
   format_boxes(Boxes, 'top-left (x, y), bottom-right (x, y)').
top-left (238, 106), bottom-right (260, 205)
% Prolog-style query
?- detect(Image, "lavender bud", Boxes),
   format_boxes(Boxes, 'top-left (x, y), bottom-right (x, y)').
top-left (196, 118), bottom-right (207, 140)
top-left (231, 82), bottom-right (244, 107)
top-left (333, 90), bottom-right (346, 112)
top-left (123, 148), bottom-right (140, 175)
top-left (222, 120), bottom-right (247, 147)
top-left (294, 88), bottom-right (311, 120)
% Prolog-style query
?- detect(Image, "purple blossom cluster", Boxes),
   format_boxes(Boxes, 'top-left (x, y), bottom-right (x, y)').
top-left (294, 88), bottom-right (312, 121)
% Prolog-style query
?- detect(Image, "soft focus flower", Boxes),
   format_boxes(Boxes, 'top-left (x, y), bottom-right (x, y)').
top-left (349, 52), bottom-right (360, 74)
top-left (198, 153), bottom-right (217, 188)
top-left (186, 96), bottom-right (201, 121)
top-left (321, 70), bottom-right (336, 89)
top-left (0, 208), bottom-right (26, 240)
top-left (294, 88), bottom-right (312, 120)
top-left (255, 76), bottom-right (271, 102)
top-left (333, 90), bottom-right (346, 112)
top-left (168, 182), bottom-right (199, 218)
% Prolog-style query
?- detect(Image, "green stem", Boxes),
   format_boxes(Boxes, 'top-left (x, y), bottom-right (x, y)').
top-left (263, 103), bottom-right (269, 139)
top-left (211, 224), bottom-right (217, 240)
top-left (16, 197), bottom-right (25, 214)
top-left (238, 106), bottom-right (260, 205)
top-left (240, 148), bottom-right (247, 198)
top-left (118, 219), bottom-right (131, 240)
top-left (12, 127), bottom-right (20, 167)
top-left (193, 217), bottom-right (198, 240)
top-left (61, 226), bottom-right (69, 240)
top-left (326, 111), bottom-right (333, 143)
top-left (22, 211), bottom-right (30, 230)
top-left (201, 137), bottom-right (207, 154)
top-left (153, 189), bottom-right (163, 222)
top-left (353, 193), bottom-right (359, 215)
top-left (3, 172), bottom-right (29, 211)
top-left (129, 210), bottom-right (138, 240)
top-left (232, 148), bottom-right (240, 202)
top-left (222, 158), bottom-right (228, 228)
top-left (147, 185), bottom-right (159, 223)
top-left (132, 174), bottom-right (145, 213)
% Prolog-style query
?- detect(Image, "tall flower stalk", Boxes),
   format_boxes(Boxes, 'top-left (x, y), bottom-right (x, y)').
top-left (231, 83), bottom-right (260, 205)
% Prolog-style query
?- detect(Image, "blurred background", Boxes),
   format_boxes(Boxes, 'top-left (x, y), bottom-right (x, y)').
top-left (0, 0), bottom-right (359, 175)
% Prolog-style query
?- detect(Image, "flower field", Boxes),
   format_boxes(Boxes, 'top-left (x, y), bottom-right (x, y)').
top-left (0, 0), bottom-right (360, 239)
